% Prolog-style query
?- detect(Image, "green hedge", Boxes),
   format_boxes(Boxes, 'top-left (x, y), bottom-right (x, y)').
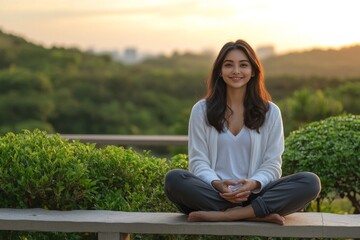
top-left (283, 114), bottom-right (359, 213)
top-left (0, 129), bottom-right (188, 239)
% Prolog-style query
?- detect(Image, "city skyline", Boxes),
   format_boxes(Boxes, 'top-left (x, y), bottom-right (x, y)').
top-left (1, 0), bottom-right (360, 56)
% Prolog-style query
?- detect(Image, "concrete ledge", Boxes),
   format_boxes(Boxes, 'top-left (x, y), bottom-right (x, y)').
top-left (0, 209), bottom-right (359, 239)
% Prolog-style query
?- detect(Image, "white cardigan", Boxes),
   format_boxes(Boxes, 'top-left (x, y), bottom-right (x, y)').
top-left (188, 99), bottom-right (284, 192)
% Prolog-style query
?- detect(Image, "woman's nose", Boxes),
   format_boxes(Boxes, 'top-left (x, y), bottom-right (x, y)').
top-left (233, 66), bottom-right (240, 74)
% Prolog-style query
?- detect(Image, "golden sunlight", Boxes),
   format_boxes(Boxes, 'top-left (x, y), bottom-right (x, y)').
top-left (0, 0), bottom-right (359, 54)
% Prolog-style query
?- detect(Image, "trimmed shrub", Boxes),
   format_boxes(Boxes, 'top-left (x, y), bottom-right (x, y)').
top-left (283, 115), bottom-right (359, 213)
top-left (0, 129), bottom-right (188, 239)
top-left (87, 147), bottom-right (188, 212)
top-left (0, 130), bottom-right (96, 210)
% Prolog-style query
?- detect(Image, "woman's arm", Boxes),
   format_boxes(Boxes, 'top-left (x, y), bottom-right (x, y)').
top-left (188, 101), bottom-right (220, 186)
top-left (249, 103), bottom-right (284, 192)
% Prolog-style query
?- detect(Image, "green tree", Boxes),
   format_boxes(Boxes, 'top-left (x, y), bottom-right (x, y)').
top-left (326, 81), bottom-right (360, 115)
top-left (279, 88), bottom-right (343, 135)
top-left (0, 68), bottom-right (54, 135)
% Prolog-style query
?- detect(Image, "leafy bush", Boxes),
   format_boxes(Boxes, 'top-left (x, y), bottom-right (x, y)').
top-left (283, 115), bottom-right (359, 213)
top-left (0, 130), bottom-right (95, 210)
top-left (88, 147), bottom-right (188, 212)
top-left (0, 129), bottom-right (188, 239)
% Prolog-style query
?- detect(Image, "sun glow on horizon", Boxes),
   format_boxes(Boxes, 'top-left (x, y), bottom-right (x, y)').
top-left (0, 0), bottom-right (359, 55)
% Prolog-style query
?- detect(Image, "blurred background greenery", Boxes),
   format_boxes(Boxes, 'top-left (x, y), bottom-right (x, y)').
top-left (1, 29), bottom-right (359, 140)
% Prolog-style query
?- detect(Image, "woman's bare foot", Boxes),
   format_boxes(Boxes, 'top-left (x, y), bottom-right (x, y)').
top-left (188, 206), bottom-right (285, 225)
top-left (248, 214), bottom-right (285, 225)
top-left (188, 206), bottom-right (243, 222)
top-left (188, 211), bottom-right (229, 222)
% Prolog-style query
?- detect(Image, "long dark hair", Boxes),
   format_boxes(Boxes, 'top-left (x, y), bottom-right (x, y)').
top-left (205, 39), bottom-right (271, 133)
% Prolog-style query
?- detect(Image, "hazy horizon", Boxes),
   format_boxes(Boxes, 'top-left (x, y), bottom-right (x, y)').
top-left (1, 0), bottom-right (360, 56)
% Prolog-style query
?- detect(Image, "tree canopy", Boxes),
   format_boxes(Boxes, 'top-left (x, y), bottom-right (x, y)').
top-left (0, 29), bottom-right (359, 138)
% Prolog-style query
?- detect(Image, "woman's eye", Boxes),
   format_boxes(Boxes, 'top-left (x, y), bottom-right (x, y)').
top-left (240, 64), bottom-right (248, 67)
top-left (224, 64), bottom-right (232, 67)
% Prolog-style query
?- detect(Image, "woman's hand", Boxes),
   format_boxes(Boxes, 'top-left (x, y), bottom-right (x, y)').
top-left (211, 179), bottom-right (237, 193)
top-left (212, 179), bottom-right (260, 204)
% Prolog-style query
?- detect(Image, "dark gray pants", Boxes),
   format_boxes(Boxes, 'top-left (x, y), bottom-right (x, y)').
top-left (164, 169), bottom-right (321, 217)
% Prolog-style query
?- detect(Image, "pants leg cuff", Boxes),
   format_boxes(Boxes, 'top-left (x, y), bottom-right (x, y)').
top-left (251, 197), bottom-right (268, 218)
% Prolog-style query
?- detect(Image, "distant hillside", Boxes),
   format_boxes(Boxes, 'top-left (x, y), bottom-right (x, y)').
top-left (0, 29), bottom-right (359, 136)
top-left (263, 45), bottom-right (360, 78)
top-left (2, 28), bottom-right (360, 79)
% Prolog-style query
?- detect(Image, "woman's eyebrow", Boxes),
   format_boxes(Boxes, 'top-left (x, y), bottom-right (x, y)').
top-left (223, 59), bottom-right (249, 63)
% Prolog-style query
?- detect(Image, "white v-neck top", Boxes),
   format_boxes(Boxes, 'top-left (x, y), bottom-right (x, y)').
top-left (215, 127), bottom-right (251, 181)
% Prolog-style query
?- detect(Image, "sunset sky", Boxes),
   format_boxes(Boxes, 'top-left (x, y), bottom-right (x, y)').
top-left (1, 0), bottom-right (360, 56)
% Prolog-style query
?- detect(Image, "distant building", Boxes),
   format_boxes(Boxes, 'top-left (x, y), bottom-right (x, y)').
top-left (90, 47), bottom-right (157, 64)
top-left (123, 47), bottom-right (138, 64)
top-left (256, 45), bottom-right (275, 60)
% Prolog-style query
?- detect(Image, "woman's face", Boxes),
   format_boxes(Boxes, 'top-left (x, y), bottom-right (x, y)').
top-left (221, 49), bottom-right (253, 90)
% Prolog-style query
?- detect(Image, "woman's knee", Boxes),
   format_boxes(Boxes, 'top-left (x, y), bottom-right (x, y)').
top-left (299, 172), bottom-right (321, 199)
top-left (165, 169), bottom-right (188, 192)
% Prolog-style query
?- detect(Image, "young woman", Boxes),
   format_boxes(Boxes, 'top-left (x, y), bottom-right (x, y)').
top-left (164, 39), bottom-right (321, 225)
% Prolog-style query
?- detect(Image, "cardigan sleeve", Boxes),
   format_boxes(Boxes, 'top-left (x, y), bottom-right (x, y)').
top-left (249, 102), bottom-right (284, 192)
top-left (188, 100), bottom-right (220, 186)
